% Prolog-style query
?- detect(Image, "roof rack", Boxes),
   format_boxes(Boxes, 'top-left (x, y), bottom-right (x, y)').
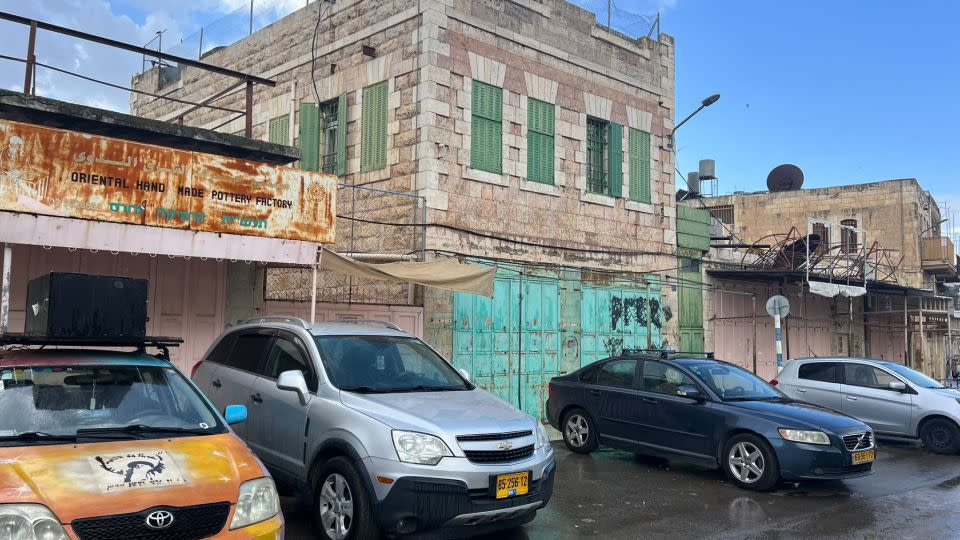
top-left (333, 319), bottom-right (403, 332)
top-left (238, 316), bottom-right (311, 329)
top-left (0, 334), bottom-right (183, 361)
top-left (622, 348), bottom-right (715, 360)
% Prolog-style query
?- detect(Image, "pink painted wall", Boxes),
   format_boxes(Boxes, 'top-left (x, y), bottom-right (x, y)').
top-left (1, 245), bottom-right (225, 373)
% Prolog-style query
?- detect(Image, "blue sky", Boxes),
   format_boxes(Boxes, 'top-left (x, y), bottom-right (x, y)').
top-left (0, 0), bottom-right (955, 217)
top-left (661, 0), bottom-right (958, 213)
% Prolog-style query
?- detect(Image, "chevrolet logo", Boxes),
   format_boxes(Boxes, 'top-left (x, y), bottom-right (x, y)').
top-left (497, 441), bottom-right (513, 450)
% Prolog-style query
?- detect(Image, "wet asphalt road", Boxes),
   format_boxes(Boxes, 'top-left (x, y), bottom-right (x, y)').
top-left (283, 439), bottom-right (960, 539)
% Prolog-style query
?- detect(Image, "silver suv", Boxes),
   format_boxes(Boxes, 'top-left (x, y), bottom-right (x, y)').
top-left (193, 317), bottom-right (555, 539)
top-left (774, 357), bottom-right (960, 454)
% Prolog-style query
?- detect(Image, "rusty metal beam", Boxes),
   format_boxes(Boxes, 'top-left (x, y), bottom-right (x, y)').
top-left (23, 21), bottom-right (36, 95)
top-left (0, 11), bottom-right (276, 87)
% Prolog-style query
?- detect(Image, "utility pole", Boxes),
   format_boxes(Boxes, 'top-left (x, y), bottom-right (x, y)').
top-left (607, 0), bottom-right (612, 28)
top-left (250, 0), bottom-right (254, 35)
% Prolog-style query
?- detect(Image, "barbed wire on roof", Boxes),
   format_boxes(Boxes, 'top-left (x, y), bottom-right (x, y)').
top-left (567, 0), bottom-right (660, 40)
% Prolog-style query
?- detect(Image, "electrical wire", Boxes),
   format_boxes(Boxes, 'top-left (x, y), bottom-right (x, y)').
top-left (311, 0), bottom-right (334, 105)
top-left (335, 214), bottom-right (669, 258)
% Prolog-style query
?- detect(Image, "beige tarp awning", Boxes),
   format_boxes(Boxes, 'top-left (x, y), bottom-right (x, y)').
top-left (321, 249), bottom-right (495, 297)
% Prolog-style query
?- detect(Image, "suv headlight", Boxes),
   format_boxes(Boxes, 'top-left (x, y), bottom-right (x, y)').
top-left (535, 422), bottom-right (550, 449)
top-left (230, 477), bottom-right (280, 530)
top-left (0, 504), bottom-right (68, 540)
top-left (778, 428), bottom-right (831, 445)
top-left (392, 430), bottom-right (453, 465)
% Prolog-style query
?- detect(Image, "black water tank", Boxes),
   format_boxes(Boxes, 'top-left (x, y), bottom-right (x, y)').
top-left (25, 273), bottom-right (148, 337)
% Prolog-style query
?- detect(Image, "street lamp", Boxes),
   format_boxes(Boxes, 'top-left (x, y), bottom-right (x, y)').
top-left (667, 93), bottom-right (720, 150)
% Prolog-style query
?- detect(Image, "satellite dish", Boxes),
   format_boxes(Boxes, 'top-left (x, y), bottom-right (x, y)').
top-left (767, 164), bottom-right (804, 192)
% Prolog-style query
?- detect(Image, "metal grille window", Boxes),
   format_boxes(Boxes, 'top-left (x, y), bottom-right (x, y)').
top-left (319, 98), bottom-right (339, 174)
top-left (587, 117), bottom-right (608, 194)
top-left (840, 219), bottom-right (858, 254)
top-left (708, 205), bottom-right (734, 225)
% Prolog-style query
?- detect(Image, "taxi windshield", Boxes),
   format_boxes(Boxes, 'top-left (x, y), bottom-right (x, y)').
top-left (0, 364), bottom-right (223, 444)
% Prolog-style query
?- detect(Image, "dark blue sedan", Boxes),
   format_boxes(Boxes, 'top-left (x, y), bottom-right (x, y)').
top-left (546, 353), bottom-right (876, 491)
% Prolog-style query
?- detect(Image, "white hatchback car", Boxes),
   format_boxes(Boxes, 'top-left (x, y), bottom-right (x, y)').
top-left (774, 358), bottom-right (960, 454)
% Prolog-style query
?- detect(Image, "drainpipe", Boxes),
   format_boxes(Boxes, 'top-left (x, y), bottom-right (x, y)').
top-left (1, 244), bottom-right (11, 334)
top-left (751, 294), bottom-right (757, 374)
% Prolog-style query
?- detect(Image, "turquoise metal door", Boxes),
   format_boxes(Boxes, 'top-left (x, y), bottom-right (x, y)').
top-left (453, 275), bottom-right (560, 420)
top-left (581, 284), bottom-right (662, 367)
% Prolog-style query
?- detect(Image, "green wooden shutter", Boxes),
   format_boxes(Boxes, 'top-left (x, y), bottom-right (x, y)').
top-left (299, 103), bottom-right (320, 172)
top-left (361, 82), bottom-right (388, 172)
top-left (268, 115), bottom-right (289, 145)
top-left (527, 98), bottom-right (554, 184)
top-left (629, 128), bottom-right (651, 203)
top-left (608, 122), bottom-right (623, 197)
top-left (471, 81), bottom-right (502, 174)
top-left (335, 93), bottom-right (347, 176)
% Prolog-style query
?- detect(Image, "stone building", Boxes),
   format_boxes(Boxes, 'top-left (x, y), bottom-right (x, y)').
top-left (131, 0), bottom-right (677, 419)
top-left (679, 178), bottom-right (957, 380)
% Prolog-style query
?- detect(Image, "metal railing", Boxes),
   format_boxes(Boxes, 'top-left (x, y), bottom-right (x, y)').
top-left (0, 10), bottom-right (276, 137)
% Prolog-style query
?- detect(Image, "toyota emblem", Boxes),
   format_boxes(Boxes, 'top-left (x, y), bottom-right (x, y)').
top-left (145, 510), bottom-right (175, 530)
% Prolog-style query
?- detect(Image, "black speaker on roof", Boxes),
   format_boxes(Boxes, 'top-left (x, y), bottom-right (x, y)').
top-left (25, 273), bottom-right (148, 338)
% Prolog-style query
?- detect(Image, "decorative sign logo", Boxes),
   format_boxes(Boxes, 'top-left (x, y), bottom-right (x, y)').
top-left (497, 441), bottom-right (513, 450)
top-left (145, 510), bottom-right (175, 529)
top-left (89, 450), bottom-right (186, 493)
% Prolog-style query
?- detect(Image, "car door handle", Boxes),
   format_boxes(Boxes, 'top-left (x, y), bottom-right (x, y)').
top-left (641, 397), bottom-right (659, 405)
top-left (251, 393), bottom-right (263, 404)
top-left (846, 396), bottom-right (858, 401)
top-left (589, 390), bottom-right (604, 397)
top-left (211, 379), bottom-right (221, 389)
top-left (795, 388), bottom-right (807, 393)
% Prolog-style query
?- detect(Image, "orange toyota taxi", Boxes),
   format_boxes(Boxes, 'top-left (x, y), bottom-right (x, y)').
top-left (0, 338), bottom-right (284, 540)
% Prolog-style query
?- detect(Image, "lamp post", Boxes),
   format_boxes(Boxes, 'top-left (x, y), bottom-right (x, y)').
top-left (667, 93), bottom-right (719, 151)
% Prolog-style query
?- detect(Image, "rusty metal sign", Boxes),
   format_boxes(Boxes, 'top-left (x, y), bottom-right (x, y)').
top-left (0, 119), bottom-right (335, 243)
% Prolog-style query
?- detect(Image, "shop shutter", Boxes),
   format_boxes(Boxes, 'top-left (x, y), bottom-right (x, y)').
top-left (471, 81), bottom-right (502, 174)
top-left (629, 128), bottom-right (651, 203)
top-left (299, 103), bottom-right (320, 172)
top-left (361, 82), bottom-right (388, 172)
top-left (268, 115), bottom-right (289, 145)
top-left (527, 98), bottom-right (555, 184)
top-left (608, 122), bottom-right (623, 198)
top-left (336, 93), bottom-right (347, 176)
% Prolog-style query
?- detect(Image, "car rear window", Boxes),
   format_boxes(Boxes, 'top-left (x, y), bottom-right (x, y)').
top-left (798, 362), bottom-right (840, 383)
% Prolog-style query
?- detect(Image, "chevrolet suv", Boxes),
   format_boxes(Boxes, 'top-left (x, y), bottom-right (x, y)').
top-left (193, 317), bottom-right (555, 539)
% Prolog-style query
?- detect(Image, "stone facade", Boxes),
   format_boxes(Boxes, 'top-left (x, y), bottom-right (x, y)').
top-left (686, 179), bottom-right (943, 289)
top-left (131, 0), bottom-right (679, 363)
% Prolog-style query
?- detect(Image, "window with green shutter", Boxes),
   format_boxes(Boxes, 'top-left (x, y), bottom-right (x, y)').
top-left (319, 98), bottom-right (340, 174)
top-left (526, 98), bottom-right (554, 184)
top-left (608, 122), bottom-right (623, 198)
top-left (471, 80), bottom-right (502, 174)
top-left (298, 103), bottom-right (320, 171)
top-left (361, 81), bottom-right (388, 172)
top-left (268, 115), bottom-right (289, 145)
top-left (586, 117), bottom-right (608, 194)
top-left (629, 128), bottom-right (651, 203)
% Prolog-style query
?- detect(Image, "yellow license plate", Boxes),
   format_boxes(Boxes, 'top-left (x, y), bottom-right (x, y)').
top-left (495, 472), bottom-right (529, 499)
top-left (852, 449), bottom-right (875, 464)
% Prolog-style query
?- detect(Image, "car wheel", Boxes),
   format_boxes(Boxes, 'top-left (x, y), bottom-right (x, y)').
top-left (313, 457), bottom-right (379, 540)
top-left (722, 434), bottom-right (779, 491)
top-left (920, 418), bottom-right (960, 455)
top-left (562, 408), bottom-right (598, 454)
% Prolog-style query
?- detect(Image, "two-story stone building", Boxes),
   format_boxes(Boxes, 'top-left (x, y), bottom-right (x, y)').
top-left (131, 0), bottom-right (678, 418)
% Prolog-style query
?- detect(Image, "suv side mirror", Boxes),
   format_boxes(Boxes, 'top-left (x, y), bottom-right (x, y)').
top-left (458, 368), bottom-right (472, 383)
top-left (888, 380), bottom-right (907, 392)
top-left (677, 385), bottom-right (705, 401)
top-left (223, 404), bottom-right (247, 425)
top-left (277, 370), bottom-right (310, 405)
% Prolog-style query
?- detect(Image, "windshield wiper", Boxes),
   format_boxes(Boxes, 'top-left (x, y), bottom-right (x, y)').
top-left (339, 385), bottom-right (390, 394)
top-left (76, 424), bottom-right (212, 439)
top-left (389, 385), bottom-right (463, 393)
top-left (0, 431), bottom-right (78, 443)
top-left (725, 396), bottom-right (789, 402)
